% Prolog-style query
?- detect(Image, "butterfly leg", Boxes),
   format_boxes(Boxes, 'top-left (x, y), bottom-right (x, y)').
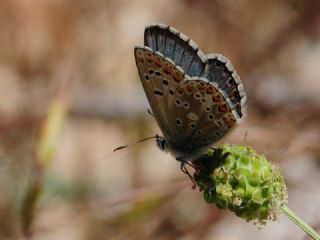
top-left (179, 161), bottom-right (197, 189)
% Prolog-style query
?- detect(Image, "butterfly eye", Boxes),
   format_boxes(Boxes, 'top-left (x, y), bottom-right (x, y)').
top-left (148, 69), bottom-right (154, 75)
top-left (144, 74), bottom-right (150, 81)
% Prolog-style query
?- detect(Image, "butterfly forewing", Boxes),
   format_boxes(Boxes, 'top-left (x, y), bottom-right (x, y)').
top-left (134, 46), bottom-right (187, 141)
top-left (144, 24), bottom-right (205, 77)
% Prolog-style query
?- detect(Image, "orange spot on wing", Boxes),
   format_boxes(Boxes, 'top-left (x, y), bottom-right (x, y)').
top-left (154, 58), bottom-right (161, 66)
top-left (172, 71), bottom-right (183, 82)
top-left (163, 64), bottom-right (171, 74)
top-left (218, 103), bottom-right (228, 113)
top-left (212, 94), bottom-right (221, 102)
top-left (197, 82), bottom-right (205, 90)
top-left (146, 55), bottom-right (153, 62)
top-left (187, 84), bottom-right (195, 93)
top-left (206, 85), bottom-right (216, 94)
top-left (177, 87), bottom-right (185, 94)
top-left (223, 116), bottom-right (236, 127)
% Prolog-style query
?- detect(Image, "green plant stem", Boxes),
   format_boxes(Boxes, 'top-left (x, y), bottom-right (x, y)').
top-left (281, 205), bottom-right (320, 240)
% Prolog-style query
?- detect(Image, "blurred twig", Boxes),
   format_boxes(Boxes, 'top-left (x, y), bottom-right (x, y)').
top-left (20, 60), bottom-right (75, 238)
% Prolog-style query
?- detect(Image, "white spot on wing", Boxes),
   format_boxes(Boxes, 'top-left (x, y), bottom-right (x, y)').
top-left (187, 112), bottom-right (199, 121)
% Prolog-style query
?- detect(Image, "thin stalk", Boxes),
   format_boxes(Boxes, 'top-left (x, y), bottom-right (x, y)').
top-left (281, 205), bottom-right (320, 240)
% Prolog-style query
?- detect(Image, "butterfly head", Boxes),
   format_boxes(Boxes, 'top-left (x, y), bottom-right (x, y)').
top-left (155, 135), bottom-right (207, 162)
top-left (155, 135), bottom-right (167, 152)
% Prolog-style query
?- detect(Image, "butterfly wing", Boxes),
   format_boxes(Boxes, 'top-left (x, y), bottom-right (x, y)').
top-left (134, 46), bottom-right (188, 141)
top-left (144, 24), bottom-right (247, 118)
top-left (135, 24), bottom-right (247, 159)
top-left (164, 79), bottom-right (239, 158)
top-left (144, 24), bottom-right (206, 78)
top-left (203, 54), bottom-right (247, 118)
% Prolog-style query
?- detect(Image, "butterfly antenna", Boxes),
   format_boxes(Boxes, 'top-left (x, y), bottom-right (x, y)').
top-left (113, 135), bottom-right (158, 152)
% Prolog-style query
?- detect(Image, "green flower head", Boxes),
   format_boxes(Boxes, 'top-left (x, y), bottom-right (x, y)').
top-left (193, 144), bottom-right (288, 225)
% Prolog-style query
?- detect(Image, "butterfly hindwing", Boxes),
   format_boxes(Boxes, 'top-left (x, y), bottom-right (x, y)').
top-left (203, 54), bottom-right (247, 117)
top-left (167, 79), bottom-right (237, 154)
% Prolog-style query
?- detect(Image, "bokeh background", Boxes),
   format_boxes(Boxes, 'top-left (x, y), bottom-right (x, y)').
top-left (0, 0), bottom-right (319, 239)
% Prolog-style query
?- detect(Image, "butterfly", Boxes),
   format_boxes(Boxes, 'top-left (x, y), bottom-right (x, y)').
top-left (134, 24), bottom-right (247, 164)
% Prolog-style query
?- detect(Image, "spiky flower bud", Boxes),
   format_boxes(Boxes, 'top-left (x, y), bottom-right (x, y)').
top-left (193, 144), bottom-right (288, 225)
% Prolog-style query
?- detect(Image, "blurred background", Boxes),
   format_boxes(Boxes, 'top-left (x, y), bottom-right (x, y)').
top-left (0, 0), bottom-right (319, 239)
